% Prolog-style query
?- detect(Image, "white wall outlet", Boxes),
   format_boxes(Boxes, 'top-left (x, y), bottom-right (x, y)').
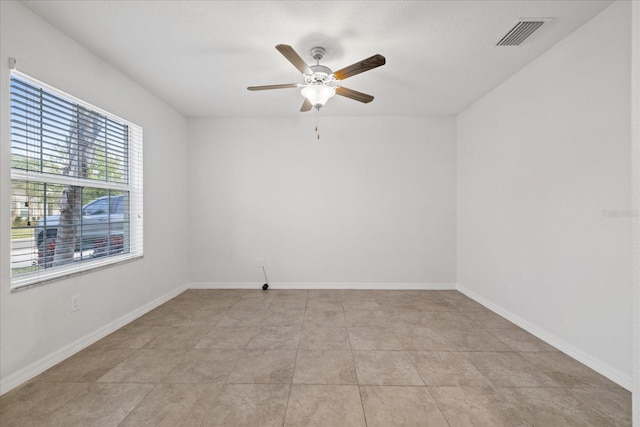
top-left (258, 258), bottom-right (264, 267)
top-left (70, 295), bottom-right (80, 312)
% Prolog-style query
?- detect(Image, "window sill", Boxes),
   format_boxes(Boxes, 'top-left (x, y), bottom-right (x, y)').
top-left (10, 253), bottom-right (144, 292)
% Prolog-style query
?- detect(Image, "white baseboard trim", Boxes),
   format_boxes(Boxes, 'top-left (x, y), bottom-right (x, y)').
top-left (0, 284), bottom-right (188, 396)
top-left (456, 285), bottom-right (632, 391)
top-left (187, 282), bottom-right (457, 291)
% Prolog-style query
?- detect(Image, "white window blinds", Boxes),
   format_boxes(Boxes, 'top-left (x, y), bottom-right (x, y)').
top-left (9, 71), bottom-right (143, 290)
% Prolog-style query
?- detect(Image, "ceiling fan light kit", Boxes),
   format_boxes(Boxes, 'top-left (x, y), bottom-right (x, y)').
top-left (247, 43), bottom-right (386, 112)
top-left (301, 84), bottom-right (335, 109)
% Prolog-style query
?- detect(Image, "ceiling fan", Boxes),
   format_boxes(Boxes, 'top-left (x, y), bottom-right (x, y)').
top-left (248, 44), bottom-right (386, 112)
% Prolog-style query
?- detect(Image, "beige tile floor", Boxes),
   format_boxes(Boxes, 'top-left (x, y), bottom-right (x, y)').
top-left (0, 289), bottom-right (632, 426)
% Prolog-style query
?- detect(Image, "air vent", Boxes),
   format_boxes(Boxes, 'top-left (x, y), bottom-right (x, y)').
top-left (497, 19), bottom-right (550, 46)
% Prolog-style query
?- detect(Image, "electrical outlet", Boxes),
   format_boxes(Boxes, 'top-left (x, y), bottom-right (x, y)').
top-left (70, 295), bottom-right (80, 312)
top-left (258, 258), bottom-right (264, 267)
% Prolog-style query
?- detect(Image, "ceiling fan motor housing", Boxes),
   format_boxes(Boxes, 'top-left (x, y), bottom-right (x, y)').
top-left (304, 64), bottom-right (334, 85)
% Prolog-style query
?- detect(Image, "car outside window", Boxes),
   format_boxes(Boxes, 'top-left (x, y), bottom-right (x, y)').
top-left (83, 199), bottom-right (109, 216)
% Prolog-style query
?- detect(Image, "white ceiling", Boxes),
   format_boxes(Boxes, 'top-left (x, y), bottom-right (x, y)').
top-left (20, 0), bottom-right (613, 118)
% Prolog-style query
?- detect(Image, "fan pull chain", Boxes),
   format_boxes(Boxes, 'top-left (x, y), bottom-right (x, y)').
top-left (315, 110), bottom-right (320, 140)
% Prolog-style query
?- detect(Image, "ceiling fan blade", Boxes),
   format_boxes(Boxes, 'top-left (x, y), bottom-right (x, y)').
top-left (335, 86), bottom-right (374, 103)
top-left (300, 98), bottom-right (312, 112)
top-left (247, 83), bottom-right (299, 91)
top-left (333, 54), bottom-right (386, 81)
top-left (275, 44), bottom-right (311, 74)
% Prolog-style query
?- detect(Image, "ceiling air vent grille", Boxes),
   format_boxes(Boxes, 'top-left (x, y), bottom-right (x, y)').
top-left (497, 19), bottom-right (548, 46)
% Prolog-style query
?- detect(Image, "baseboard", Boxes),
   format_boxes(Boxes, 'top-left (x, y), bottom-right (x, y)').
top-left (456, 285), bottom-right (632, 391)
top-left (0, 284), bottom-right (188, 396)
top-left (187, 282), bottom-right (457, 290)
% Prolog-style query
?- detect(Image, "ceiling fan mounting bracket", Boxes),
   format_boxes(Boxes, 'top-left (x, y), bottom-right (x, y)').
top-left (310, 46), bottom-right (326, 62)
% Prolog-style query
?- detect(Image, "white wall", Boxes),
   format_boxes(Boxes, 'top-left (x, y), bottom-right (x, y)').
top-left (631, 1), bottom-right (640, 422)
top-left (0, 0), bottom-right (189, 393)
top-left (457, 1), bottom-right (632, 388)
top-left (188, 116), bottom-right (456, 288)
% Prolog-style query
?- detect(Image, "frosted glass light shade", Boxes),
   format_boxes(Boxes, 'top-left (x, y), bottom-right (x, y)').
top-left (301, 84), bottom-right (336, 108)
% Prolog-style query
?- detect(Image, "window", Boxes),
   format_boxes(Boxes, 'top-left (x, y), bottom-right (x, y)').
top-left (10, 72), bottom-right (143, 290)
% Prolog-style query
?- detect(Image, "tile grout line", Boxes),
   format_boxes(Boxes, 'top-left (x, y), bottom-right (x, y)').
top-left (281, 294), bottom-right (308, 427)
top-left (115, 382), bottom-right (158, 426)
top-left (424, 385), bottom-right (453, 427)
top-left (345, 300), bottom-right (372, 427)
